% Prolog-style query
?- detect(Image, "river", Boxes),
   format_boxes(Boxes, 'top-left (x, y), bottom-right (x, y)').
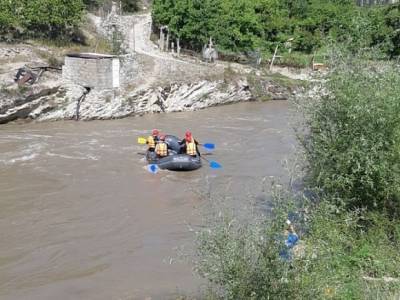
top-left (0, 101), bottom-right (295, 300)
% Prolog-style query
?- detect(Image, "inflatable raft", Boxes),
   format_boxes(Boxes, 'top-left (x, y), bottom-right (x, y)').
top-left (146, 135), bottom-right (202, 171)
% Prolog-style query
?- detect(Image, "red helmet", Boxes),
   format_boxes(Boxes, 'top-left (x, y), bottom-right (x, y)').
top-left (159, 134), bottom-right (166, 141)
top-left (185, 130), bottom-right (192, 142)
top-left (152, 129), bottom-right (159, 136)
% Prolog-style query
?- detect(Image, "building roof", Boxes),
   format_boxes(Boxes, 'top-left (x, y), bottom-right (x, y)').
top-left (66, 53), bottom-right (116, 59)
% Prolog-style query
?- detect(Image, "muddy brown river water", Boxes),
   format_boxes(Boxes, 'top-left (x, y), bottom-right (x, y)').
top-left (0, 101), bottom-right (295, 300)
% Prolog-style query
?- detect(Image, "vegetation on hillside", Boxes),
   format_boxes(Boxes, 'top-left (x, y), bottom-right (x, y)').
top-left (0, 0), bottom-right (84, 41)
top-left (0, 0), bottom-right (141, 42)
top-left (83, 0), bottom-right (141, 12)
top-left (152, 0), bottom-right (400, 59)
top-left (195, 54), bottom-right (400, 298)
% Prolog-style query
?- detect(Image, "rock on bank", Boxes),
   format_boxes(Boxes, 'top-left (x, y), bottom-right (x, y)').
top-left (0, 80), bottom-right (252, 123)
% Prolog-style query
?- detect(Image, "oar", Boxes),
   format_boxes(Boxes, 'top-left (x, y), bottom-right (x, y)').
top-left (201, 156), bottom-right (222, 169)
top-left (147, 164), bottom-right (159, 174)
top-left (201, 143), bottom-right (215, 151)
top-left (138, 137), bottom-right (147, 144)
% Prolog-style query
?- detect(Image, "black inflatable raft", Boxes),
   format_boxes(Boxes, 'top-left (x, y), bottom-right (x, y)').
top-left (146, 135), bottom-right (202, 171)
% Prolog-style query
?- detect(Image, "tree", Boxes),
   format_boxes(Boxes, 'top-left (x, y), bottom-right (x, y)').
top-left (0, 0), bottom-right (84, 40)
top-left (23, 0), bottom-right (84, 37)
top-left (121, 0), bottom-right (140, 12)
top-left (152, 0), bottom-right (400, 57)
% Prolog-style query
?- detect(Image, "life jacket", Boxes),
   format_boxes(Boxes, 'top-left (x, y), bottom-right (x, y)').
top-left (147, 135), bottom-right (155, 148)
top-left (186, 138), bottom-right (197, 156)
top-left (155, 142), bottom-right (168, 157)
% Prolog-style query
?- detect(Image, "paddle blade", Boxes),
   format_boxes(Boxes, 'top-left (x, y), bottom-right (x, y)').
top-left (209, 160), bottom-right (222, 169)
top-left (138, 137), bottom-right (147, 144)
top-left (147, 164), bottom-right (159, 174)
top-left (202, 143), bottom-right (215, 150)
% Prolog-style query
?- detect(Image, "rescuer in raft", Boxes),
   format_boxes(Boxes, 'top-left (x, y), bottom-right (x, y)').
top-left (179, 130), bottom-right (201, 157)
top-left (146, 129), bottom-right (160, 152)
top-left (155, 134), bottom-right (169, 158)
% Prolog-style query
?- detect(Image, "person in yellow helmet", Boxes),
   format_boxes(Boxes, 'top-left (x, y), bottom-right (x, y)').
top-left (147, 129), bottom-right (160, 152)
top-left (155, 134), bottom-right (168, 158)
top-left (179, 130), bottom-right (201, 157)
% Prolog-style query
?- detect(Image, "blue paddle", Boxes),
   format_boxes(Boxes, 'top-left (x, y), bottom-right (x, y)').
top-left (147, 164), bottom-right (159, 174)
top-left (202, 143), bottom-right (215, 150)
top-left (201, 156), bottom-right (222, 169)
top-left (209, 161), bottom-right (222, 169)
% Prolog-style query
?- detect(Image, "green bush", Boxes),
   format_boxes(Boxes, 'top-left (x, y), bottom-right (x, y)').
top-left (83, 0), bottom-right (105, 10)
top-left (196, 217), bottom-right (292, 299)
top-left (363, 4), bottom-right (400, 59)
top-left (280, 52), bottom-right (312, 68)
top-left (299, 203), bottom-right (400, 299)
top-left (121, 0), bottom-right (140, 12)
top-left (83, 0), bottom-right (140, 12)
top-left (195, 189), bottom-right (300, 300)
top-left (302, 59), bottom-right (400, 214)
top-left (196, 202), bottom-right (400, 299)
top-left (0, 0), bottom-right (84, 41)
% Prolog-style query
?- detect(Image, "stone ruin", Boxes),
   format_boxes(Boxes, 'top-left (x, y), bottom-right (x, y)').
top-left (62, 53), bottom-right (120, 90)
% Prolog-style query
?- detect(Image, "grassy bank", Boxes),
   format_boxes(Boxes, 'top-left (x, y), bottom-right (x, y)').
top-left (194, 53), bottom-right (400, 299)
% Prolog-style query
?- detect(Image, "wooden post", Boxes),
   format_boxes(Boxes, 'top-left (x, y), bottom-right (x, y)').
top-left (270, 44), bottom-right (279, 71)
top-left (177, 38), bottom-right (181, 56)
top-left (312, 51), bottom-right (316, 70)
top-left (159, 28), bottom-right (164, 51)
top-left (166, 32), bottom-right (170, 52)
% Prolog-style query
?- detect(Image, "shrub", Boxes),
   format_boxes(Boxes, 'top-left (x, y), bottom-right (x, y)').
top-left (83, 0), bottom-right (141, 12)
top-left (301, 58), bottom-right (400, 214)
top-left (0, 0), bottom-right (84, 41)
top-left (196, 199), bottom-right (400, 299)
top-left (300, 202), bottom-right (400, 299)
top-left (195, 189), bottom-right (301, 299)
top-left (280, 52), bottom-right (312, 68)
top-left (195, 199), bottom-right (400, 299)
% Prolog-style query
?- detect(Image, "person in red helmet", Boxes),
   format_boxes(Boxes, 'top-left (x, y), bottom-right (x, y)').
top-left (155, 134), bottom-right (168, 158)
top-left (179, 130), bottom-right (201, 157)
top-left (146, 129), bottom-right (160, 152)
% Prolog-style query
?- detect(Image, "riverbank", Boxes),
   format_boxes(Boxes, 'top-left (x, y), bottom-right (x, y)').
top-left (0, 12), bottom-right (310, 124)
top-left (194, 56), bottom-right (400, 299)
top-left (0, 43), bottom-right (306, 124)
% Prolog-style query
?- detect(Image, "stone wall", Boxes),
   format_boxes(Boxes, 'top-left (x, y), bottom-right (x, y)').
top-left (62, 54), bottom-right (120, 90)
